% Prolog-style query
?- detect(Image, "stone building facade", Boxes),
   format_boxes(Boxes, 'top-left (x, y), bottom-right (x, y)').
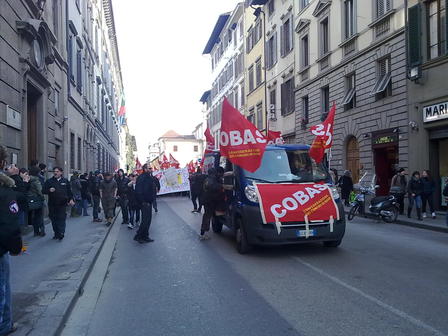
top-left (0, 0), bottom-right (124, 174)
top-left (293, 0), bottom-right (408, 195)
top-left (406, 0), bottom-right (448, 209)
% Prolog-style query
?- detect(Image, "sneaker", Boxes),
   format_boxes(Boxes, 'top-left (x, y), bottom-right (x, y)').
top-left (199, 233), bottom-right (210, 241)
top-left (432, 212), bottom-right (436, 219)
top-left (127, 223), bottom-right (135, 229)
top-left (422, 212), bottom-right (427, 219)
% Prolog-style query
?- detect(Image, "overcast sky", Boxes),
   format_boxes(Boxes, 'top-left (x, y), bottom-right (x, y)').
top-left (113, 0), bottom-right (239, 160)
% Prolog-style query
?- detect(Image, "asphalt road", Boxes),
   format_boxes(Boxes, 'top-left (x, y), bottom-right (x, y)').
top-left (64, 197), bottom-right (448, 336)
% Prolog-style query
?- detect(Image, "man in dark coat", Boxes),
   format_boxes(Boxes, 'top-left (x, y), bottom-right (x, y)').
top-left (135, 164), bottom-right (156, 243)
top-left (89, 170), bottom-right (103, 222)
top-left (0, 146), bottom-right (23, 335)
top-left (115, 169), bottom-right (130, 224)
top-left (42, 167), bottom-right (75, 240)
top-left (338, 170), bottom-right (354, 207)
top-left (189, 167), bottom-right (206, 213)
top-left (6, 164), bottom-right (30, 227)
top-left (149, 168), bottom-right (161, 213)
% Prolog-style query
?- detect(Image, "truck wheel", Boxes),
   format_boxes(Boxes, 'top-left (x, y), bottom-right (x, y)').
top-left (235, 218), bottom-right (252, 254)
top-left (212, 217), bottom-right (223, 233)
top-left (323, 239), bottom-right (342, 248)
top-left (348, 205), bottom-right (358, 221)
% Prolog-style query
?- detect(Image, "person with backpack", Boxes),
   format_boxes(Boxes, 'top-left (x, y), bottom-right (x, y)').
top-left (99, 172), bottom-right (117, 227)
top-left (0, 146), bottom-right (23, 336)
top-left (189, 167), bottom-right (206, 213)
top-left (200, 168), bottom-right (224, 240)
top-left (390, 168), bottom-right (407, 215)
top-left (70, 172), bottom-right (82, 217)
top-left (421, 170), bottom-right (436, 219)
top-left (407, 171), bottom-right (424, 221)
top-left (115, 169), bottom-right (130, 224)
top-left (27, 168), bottom-right (46, 236)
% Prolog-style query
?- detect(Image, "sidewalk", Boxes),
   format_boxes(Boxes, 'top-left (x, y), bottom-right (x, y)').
top-left (345, 206), bottom-right (448, 233)
top-left (11, 210), bottom-right (120, 336)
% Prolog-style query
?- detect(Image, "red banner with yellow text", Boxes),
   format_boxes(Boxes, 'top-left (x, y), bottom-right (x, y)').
top-left (220, 98), bottom-right (267, 173)
top-left (254, 183), bottom-right (339, 224)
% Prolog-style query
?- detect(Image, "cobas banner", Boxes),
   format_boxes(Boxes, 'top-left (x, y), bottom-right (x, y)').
top-left (254, 183), bottom-right (340, 224)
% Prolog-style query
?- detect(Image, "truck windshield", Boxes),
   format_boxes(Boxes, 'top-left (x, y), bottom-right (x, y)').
top-left (243, 149), bottom-right (329, 183)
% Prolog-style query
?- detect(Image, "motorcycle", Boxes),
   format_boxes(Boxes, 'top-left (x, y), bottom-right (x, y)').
top-left (347, 173), bottom-right (399, 223)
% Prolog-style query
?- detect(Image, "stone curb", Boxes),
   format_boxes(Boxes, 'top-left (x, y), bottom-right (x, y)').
top-left (15, 211), bottom-right (120, 336)
top-left (346, 211), bottom-right (448, 233)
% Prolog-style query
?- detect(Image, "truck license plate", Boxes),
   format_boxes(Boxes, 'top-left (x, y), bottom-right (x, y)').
top-left (296, 229), bottom-right (317, 237)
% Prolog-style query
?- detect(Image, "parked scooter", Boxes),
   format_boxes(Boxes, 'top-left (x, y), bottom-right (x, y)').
top-left (348, 173), bottom-right (399, 223)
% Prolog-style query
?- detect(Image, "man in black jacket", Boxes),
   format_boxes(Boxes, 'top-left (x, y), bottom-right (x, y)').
top-left (149, 168), bottom-right (161, 213)
top-left (89, 170), bottom-right (103, 222)
top-left (134, 164), bottom-right (155, 243)
top-left (0, 146), bottom-right (22, 335)
top-left (42, 167), bottom-right (75, 240)
top-left (200, 168), bottom-right (224, 240)
top-left (189, 167), bottom-right (206, 213)
top-left (115, 169), bottom-right (130, 224)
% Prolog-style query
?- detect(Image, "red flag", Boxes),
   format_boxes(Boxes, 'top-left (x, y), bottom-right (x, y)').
top-left (309, 103), bottom-right (336, 163)
top-left (135, 157), bottom-right (142, 170)
top-left (204, 127), bottom-right (215, 153)
top-left (169, 154), bottom-right (180, 168)
top-left (219, 98), bottom-right (267, 173)
top-left (267, 131), bottom-right (285, 145)
top-left (118, 97), bottom-right (126, 116)
top-left (161, 155), bottom-right (170, 170)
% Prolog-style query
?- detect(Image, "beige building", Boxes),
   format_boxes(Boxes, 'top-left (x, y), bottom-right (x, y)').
top-left (251, 0), bottom-right (296, 142)
top-left (244, 3), bottom-right (267, 132)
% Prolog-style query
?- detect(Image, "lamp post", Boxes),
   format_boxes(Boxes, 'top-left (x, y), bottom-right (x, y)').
top-left (252, 5), bottom-right (269, 136)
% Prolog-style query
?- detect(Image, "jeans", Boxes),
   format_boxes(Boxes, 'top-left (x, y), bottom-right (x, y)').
top-left (0, 254), bottom-right (11, 335)
top-left (129, 207), bottom-right (141, 225)
top-left (421, 192), bottom-right (435, 213)
top-left (118, 198), bottom-right (129, 223)
top-left (152, 197), bottom-right (158, 212)
top-left (81, 199), bottom-right (89, 216)
top-left (191, 193), bottom-right (203, 212)
top-left (49, 205), bottom-right (67, 237)
top-left (136, 202), bottom-right (152, 239)
top-left (28, 207), bottom-right (45, 235)
top-left (92, 195), bottom-right (100, 220)
top-left (409, 195), bottom-right (422, 209)
top-left (201, 203), bottom-right (215, 234)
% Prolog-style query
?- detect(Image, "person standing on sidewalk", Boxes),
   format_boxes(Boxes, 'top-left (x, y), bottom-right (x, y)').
top-left (126, 174), bottom-right (140, 229)
top-left (80, 173), bottom-right (90, 217)
top-left (42, 167), bottom-right (74, 240)
top-left (99, 173), bottom-right (117, 227)
top-left (27, 168), bottom-right (46, 236)
top-left (421, 170), bottom-right (436, 219)
top-left (0, 146), bottom-right (23, 336)
top-left (337, 170), bottom-right (354, 207)
top-left (134, 164), bottom-right (155, 243)
top-left (89, 170), bottom-right (103, 222)
top-left (70, 172), bottom-right (82, 217)
top-left (407, 171), bottom-right (424, 221)
top-left (6, 164), bottom-right (30, 228)
top-left (115, 169), bottom-right (130, 224)
top-left (390, 168), bottom-right (407, 215)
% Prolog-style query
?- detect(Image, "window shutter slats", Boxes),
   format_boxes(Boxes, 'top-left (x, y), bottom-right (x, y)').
top-left (408, 4), bottom-right (421, 67)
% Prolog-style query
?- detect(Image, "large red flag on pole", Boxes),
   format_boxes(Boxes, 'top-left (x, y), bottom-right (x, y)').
top-left (267, 130), bottom-right (285, 145)
top-left (309, 103), bottom-right (336, 163)
top-left (204, 127), bottom-right (215, 153)
top-left (169, 154), bottom-right (180, 168)
top-left (219, 98), bottom-right (267, 173)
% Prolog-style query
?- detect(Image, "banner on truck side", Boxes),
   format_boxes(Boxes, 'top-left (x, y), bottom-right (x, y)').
top-left (254, 183), bottom-right (340, 225)
top-left (154, 167), bottom-right (190, 195)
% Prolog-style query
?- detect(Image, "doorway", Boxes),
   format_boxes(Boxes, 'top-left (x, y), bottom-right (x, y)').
top-left (346, 136), bottom-right (360, 184)
top-left (27, 84), bottom-right (41, 166)
top-left (373, 145), bottom-right (398, 196)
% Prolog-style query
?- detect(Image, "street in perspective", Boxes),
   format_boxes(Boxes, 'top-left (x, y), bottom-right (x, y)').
top-left (0, 0), bottom-right (447, 336)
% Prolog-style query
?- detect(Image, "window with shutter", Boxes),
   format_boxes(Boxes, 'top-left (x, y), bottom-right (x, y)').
top-left (249, 65), bottom-right (254, 92)
top-left (256, 58), bottom-right (262, 86)
top-left (408, 4), bottom-right (421, 66)
top-left (256, 103), bottom-right (263, 130)
top-left (427, 0), bottom-right (447, 59)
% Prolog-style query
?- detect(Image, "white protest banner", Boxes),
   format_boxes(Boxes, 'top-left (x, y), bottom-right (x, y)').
top-left (154, 167), bottom-right (190, 195)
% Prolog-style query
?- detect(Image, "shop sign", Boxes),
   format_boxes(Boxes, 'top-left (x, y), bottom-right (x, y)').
top-left (372, 134), bottom-right (397, 145)
top-left (423, 101), bottom-right (448, 123)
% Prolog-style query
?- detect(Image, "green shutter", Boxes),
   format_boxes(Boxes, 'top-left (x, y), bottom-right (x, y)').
top-left (408, 4), bottom-right (421, 67)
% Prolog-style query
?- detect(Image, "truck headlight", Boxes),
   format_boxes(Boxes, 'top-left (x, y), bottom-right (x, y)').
top-left (330, 186), bottom-right (340, 200)
top-left (244, 185), bottom-right (259, 203)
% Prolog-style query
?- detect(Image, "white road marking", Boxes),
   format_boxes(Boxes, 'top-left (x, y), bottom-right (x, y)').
top-left (294, 257), bottom-right (447, 336)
